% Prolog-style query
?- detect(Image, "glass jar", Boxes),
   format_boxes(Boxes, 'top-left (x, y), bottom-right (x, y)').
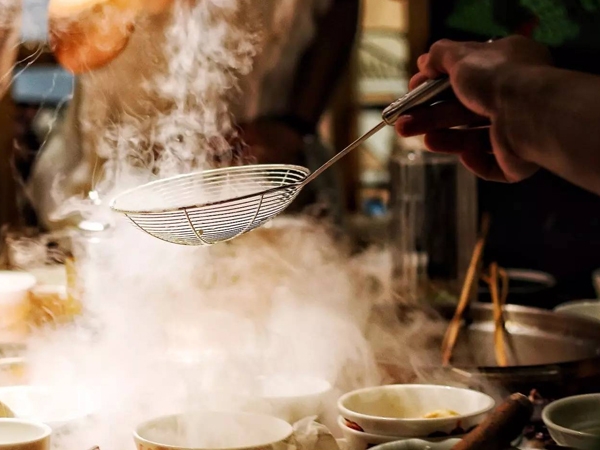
top-left (389, 139), bottom-right (478, 303)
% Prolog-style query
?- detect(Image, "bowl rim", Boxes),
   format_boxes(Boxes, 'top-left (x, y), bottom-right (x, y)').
top-left (337, 384), bottom-right (495, 424)
top-left (554, 300), bottom-right (600, 312)
top-left (542, 394), bottom-right (600, 439)
top-left (368, 437), bottom-right (462, 450)
top-left (133, 411), bottom-right (294, 450)
top-left (0, 418), bottom-right (52, 444)
top-left (256, 375), bottom-right (332, 400)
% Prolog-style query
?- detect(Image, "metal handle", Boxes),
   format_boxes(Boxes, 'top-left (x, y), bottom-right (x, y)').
top-left (383, 38), bottom-right (498, 126)
top-left (382, 77), bottom-right (451, 125)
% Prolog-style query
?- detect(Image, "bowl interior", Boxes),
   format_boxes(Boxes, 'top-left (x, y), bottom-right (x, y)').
top-left (0, 419), bottom-right (51, 444)
top-left (136, 412), bottom-right (293, 450)
top-left (544, 395), bottom-right (600, 436)
top-left (340, 385), bottom-right (493, 420)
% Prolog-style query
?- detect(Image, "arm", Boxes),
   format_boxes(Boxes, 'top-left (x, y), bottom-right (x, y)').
top-left (396, 36), bottom-right (600, 195)
top-left (496, 65), bottom-right (600, 196)
top-left (239, 0), bottom-right (359, 165)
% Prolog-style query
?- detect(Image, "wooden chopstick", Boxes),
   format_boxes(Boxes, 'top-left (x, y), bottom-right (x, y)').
top-left (489, 263), bottom-right (508, 367)
top-left (441, 214), bottom-right (491, 366)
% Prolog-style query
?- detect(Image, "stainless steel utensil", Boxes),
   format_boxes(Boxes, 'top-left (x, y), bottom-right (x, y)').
top-left (110, 78), bottom-right (451, 246)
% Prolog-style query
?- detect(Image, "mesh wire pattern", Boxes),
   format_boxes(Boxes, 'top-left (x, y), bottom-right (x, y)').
top-left (110, 165), bottom-right (311, 246)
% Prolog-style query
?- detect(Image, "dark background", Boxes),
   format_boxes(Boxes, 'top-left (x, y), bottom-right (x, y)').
top-left (429, 0), bottom-right (600, 305)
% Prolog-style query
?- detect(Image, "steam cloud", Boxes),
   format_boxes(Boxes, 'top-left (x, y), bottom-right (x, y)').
top-left (19, 1), bottom-right (395, 449)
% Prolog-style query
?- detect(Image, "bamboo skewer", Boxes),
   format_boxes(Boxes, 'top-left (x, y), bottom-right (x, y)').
top-left (489, 263), bottom-right (508, 367)
top-left (441, 214), bottom-right (491, 366)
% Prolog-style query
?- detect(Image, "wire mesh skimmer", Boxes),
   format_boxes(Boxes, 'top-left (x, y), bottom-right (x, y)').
top-left (110, 78), bottom-right (451, 245)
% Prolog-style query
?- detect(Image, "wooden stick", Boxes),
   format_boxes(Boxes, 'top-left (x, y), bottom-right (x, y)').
top-left (498, 267), bottom-right (509, 306)
top-left (489, 263), bottom-right (508, 367)
top-left (441, 214), bottom-right (491, 366)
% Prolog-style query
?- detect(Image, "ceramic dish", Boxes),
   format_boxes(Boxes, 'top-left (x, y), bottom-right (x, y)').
top-left (337, 417), bottom-right (462, 450)
top-left (247, 375), bottom-right (331, 423)
top-left (368, 438), bottom-right (462, 450)
top-left (542, 394), bottom-right (600, 450)
top-left (338, 384), bottom-right (494, 438)
top-left (0, 418), bottom-right (52, 450)
top-left (134, 411), bottom-right (293, 450)
top-left (554, 300), bottom-right (600, 323)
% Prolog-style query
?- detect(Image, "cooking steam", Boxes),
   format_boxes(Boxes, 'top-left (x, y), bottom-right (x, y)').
top-left (18, 1), bottom-right (394, 449)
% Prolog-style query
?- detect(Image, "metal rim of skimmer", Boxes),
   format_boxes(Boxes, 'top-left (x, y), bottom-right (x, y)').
top-left (109, 164), bottom-right (311, 246)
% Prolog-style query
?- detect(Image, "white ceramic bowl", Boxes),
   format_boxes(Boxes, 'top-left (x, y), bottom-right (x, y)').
top-left (246, 375), bottom-right (332, 423)
top-left (134, 411), bottom-right (293, 450)
top-left (0, 272), bottom-right (36, 327)
top-left (0, 385), bottom-right (96, 430)
top-left (338, 384), bottom-right (494, 438)
top-left (542, 394), bottom-right (600, 450)
top-left (554, 300), bottom-right (600, 323)
top-left (337, 417), bottom-right (461, 450)
top-left (369, 438), bottom-right (462, 450)
top-left (0, 418), bottom-right (52, 450)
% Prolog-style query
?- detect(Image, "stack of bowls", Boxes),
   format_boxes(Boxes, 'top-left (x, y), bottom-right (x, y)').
top-left (337, 384), bottom-right (495, 450)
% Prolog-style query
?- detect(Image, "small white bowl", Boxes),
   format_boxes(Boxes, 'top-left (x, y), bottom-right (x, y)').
top-left (542, 394), bottom-right (600, 449)
top-left (0, 418), bottom-right (52, 450)
top-left (338, 384), bottom-right (494, 438)
top-left (134, 411), bottom-right (293, 450)
top-left (0, 272), bottom-right (36, 327)
top-left (246, 375), bottom-right (332, 423)
top-left (337, 417), bottom-right (461, 450)
top-left (554, 300), bottom-right (600, 323)
top-left (0, 385), bottom-right (96, 430)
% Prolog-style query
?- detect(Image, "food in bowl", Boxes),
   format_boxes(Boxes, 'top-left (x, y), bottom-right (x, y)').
top-left (542, 394), bottom-right (600, 450)
top-left (422, 410), bottom-right (459, 419)
top-left (337, 384), bottom-right (494, 438)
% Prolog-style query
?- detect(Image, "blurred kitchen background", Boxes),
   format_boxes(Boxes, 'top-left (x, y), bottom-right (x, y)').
top-left (2, 0), bottom-right (600, 308)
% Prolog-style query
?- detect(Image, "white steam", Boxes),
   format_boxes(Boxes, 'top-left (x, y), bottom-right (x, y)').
top-left (21, 1), bottom-right (392, 449)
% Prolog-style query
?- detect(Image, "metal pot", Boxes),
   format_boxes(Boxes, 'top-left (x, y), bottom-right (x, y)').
top-left (380, 303), bottom-right (600, 400)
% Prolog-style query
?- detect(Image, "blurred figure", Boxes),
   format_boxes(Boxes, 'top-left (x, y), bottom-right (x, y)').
top-left (28, 0), bottom-right (359, 229)
top-left (0, 1), bottom-right (20, 99)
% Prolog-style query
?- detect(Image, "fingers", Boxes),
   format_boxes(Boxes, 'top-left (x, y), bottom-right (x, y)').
top-left (396, 101), bottom-right (486, 137)
top-left (417, 39), bottom-right (476, 79)
top-left (423, 128), bottom-right (507, 182)
top-left (424, 128), bottom-right (490, 154)
top-left (408, 72), bottom-right (429, 90)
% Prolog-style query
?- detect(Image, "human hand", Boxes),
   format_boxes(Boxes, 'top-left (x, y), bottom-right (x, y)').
top-left (396, 36), bottom-right (552, 183)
